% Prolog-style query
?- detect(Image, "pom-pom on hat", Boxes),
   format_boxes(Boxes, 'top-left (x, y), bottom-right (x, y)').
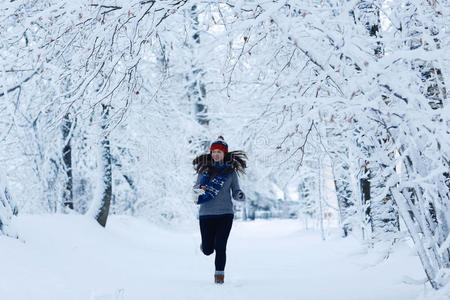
top-left (210, 136), bottom-right (228, 153)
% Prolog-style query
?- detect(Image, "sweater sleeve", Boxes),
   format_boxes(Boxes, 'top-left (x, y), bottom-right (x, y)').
top-left (231, 172), bottom-right (245, 201)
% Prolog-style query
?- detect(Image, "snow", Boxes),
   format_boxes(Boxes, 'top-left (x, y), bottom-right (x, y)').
top-left (0, 214), bottom-right (429, 300)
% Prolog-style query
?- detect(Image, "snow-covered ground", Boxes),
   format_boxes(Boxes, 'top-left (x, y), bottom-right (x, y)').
top-left (0, 214), bottom-right (439, 300)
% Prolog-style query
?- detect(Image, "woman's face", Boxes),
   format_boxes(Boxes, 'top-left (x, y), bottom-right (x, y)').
top-left (211, 149), bottom-right (225, 162)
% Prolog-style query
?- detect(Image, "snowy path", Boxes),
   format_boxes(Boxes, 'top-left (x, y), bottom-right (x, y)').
top-left (0, 215), bottom-right (425, 300)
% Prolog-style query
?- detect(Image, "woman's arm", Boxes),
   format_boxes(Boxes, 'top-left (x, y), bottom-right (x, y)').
top-left (192, 173), bottom-right (206, 204)
top-left (231, 172), bottom-right (245, 201)
top-left (194, 173), bottom-right (208, 191)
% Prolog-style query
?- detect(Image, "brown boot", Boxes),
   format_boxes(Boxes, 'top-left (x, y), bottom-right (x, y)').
top-left (214, 274), bottom-right (224, 284)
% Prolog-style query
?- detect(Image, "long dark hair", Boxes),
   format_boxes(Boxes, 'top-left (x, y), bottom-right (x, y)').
top-left (193, 150), bottom-right (247, 177)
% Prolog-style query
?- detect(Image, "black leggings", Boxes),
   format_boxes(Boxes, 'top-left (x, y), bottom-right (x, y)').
top-left (199, 215), bottom-right (233, 271)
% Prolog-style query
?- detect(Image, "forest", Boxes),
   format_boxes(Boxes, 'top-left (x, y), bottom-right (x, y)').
top-left (0, 1), bottom-right (449, 299)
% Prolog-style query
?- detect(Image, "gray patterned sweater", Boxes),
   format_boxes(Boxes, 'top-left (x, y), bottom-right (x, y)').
top-left (194, 171), bottom-right (245, 218)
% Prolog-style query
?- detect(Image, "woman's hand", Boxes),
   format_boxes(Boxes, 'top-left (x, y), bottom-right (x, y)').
top-left (193, 188), bottom-right (205, 196)
top-left (192, 188), bottom-right (205, 204)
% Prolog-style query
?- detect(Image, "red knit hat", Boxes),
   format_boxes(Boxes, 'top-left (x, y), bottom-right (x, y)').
top-left (210, 136), bottom-right (228, 153)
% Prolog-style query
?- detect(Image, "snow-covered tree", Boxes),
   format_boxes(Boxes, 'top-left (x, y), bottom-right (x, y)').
top-left (0, 170), bottom-right (18, 236)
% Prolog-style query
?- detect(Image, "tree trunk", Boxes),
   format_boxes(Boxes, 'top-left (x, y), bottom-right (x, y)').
top-left (189, 5), bottom-right (208, 126)
top-left (91, 104), bottom-right (113, 227)
top-left (359, 164), bottom-right (371, 241)
top-left (62, 112), bottom-right (74, 210)
top-left (186, 4), bottom-right (209, 151)
top-left (333, 163), bottom-right (354, 237)
top-left (369, 159), bottom-right (400, 238)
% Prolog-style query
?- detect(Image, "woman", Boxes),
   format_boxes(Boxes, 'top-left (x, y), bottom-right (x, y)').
top-left (192, 136), bottom-right (247, 284)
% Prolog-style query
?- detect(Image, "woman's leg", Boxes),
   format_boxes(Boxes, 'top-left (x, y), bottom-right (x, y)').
top-left (214, 215), bottom-right (233, 271)
top-left (199, 218), bottom-right (216, 255)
